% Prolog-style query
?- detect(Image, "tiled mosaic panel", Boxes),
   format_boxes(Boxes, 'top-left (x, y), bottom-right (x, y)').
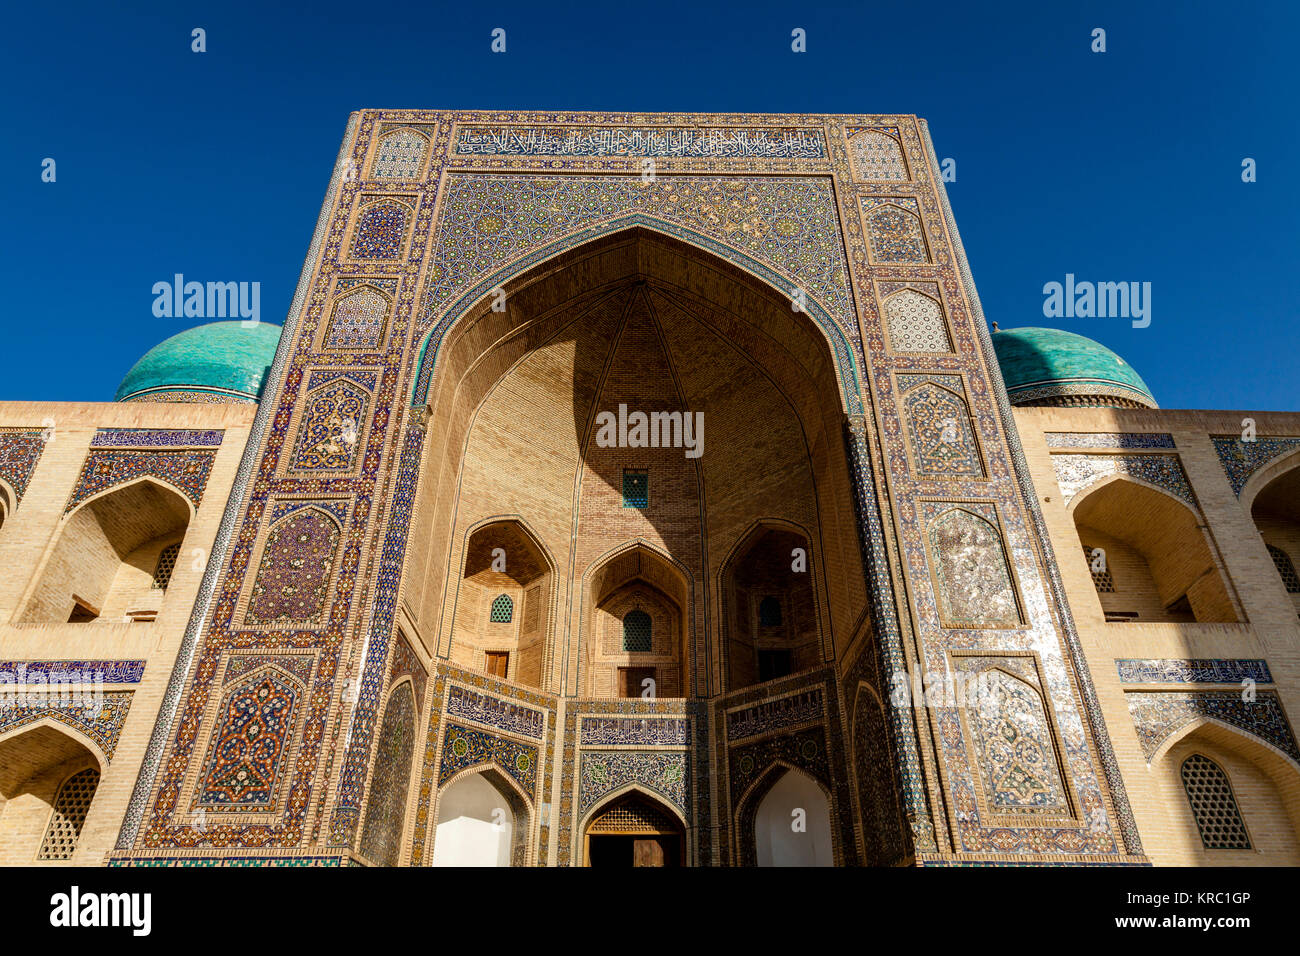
top-left (882, 286), bottom-right (952, 353)
top-left (224, 655), bottom-right (313, 686)
top-left (1116, 659), bottom-right (1273, 685)
top-left (1127, 691), bottom-right (1300, 761)
top-left (198, 670), bottom-right (301, 808)
top-left (851, 682), bottom-right (907, 865)
top-left (898, 374), bottom-right (983, 477)
top-left (957, 663), bottom-right (1068, 812)
top-left (1211, 435), bottom-right (1300, 496)
top-left (846, 127), bottom-right (909, 181)
top-left (1044, 433), bottom-right (1175, 450)
top-left (579, 750), bottom-right (688, 816)
top-left (446, 684), bottom-right (546, 740)
top-left (289, 379), bottom-right (369, 472)
top-left (372, 126), bottom-right (432, 179)
top-left (388, 633), bottom-right (427, 705)
top-left (861, 196), bottom-right (929, 263)
top-left (923, 504), bottom-right (1019, 628)
top-left (0, 660), bottom-right (145, 683)
top-left (438, 723), bottom-right (538, 794)
top-left (1051, 453), bottom-right (1195, 507)
top-left (0, 692), bottom-right (132, 760)
top-left (65, 449), bottom-right (216, 511)
top-left (245, 507), bottom-right (342, 625)
top-left (349, 198), bottom-right (414, 260)
top-left (357, 683), bottom-right (417, 866)
top-left (580, 716), bottom-right (690, 746)
top-left (0, 430), bottom-right (46, 500)
top-left (324, 284), bottom-right (392, 351)
top-left (725, 689), bottom-right (822, 741)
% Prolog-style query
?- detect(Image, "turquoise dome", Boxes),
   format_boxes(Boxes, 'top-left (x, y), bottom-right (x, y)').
top-left (990, 326), bottom-right (1157, 409)
top-left (115, 322), bottom-right (282, 403)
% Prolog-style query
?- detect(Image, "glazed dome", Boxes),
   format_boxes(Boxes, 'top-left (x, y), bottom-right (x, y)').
top-left (115, 322), bottom-right (282, 404)
top-left (990, 326), bottom-right (1157, 409)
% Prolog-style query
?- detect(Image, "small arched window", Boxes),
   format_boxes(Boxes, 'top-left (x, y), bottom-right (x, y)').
top-left (489, 594), bottom-right (514, 624)
top-left (153, 542), bottom-right (182, 590)
top-left (623, 610), bottom-right (652, 652)
top-left (758, 596), bottom-right (783, 627)
top-left (1181, 754), bottom-right (1251, 849)
top-left (1267, 545), bottom-right (1300, 593)
top-left (37, 767), bottom-right (99, 861)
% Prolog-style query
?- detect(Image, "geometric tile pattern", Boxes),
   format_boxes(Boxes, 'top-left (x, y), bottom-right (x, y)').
top-left (846, 127), bottom-right (908, 181)
top-left (1051, 453), bottom-right (1196, 507)
top-left (372, 127), bottom-right (432, 180)
top-left (1116, 659), bottom-right (1273, 685)
top-left (1211, 435), bottom-right (1300, 496)
top-left (1180, 753), bottom-right (1251, 849)
top-left (324, 285), bottom-right (392, 351)
top-left (861, 197), bottom-right (928, 263)
top-left (65, 449), bottom-right (216, 512)
top-left (882, 286), bottom-right (951, 352)
top-left (349, 198), bottom-right (413, 260)
top-left (1126, 691), bottom-right (1300, 763)
top-left (0, 430), bottom-right (46, 501)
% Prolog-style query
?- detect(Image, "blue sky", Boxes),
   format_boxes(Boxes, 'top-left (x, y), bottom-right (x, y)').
top-left (3, 0), bottom-right (1296, 409)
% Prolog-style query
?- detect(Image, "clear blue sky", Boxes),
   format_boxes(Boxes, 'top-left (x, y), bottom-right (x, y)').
top-left (3, 0), bottom-right (1296, 410)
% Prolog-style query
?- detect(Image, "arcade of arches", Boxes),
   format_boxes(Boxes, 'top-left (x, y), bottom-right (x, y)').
top-left (2, 110), bottom-right (1300, 868)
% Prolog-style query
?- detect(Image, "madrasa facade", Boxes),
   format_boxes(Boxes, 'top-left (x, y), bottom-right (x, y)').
top-left (2, 110), bottom-right (1298, 868)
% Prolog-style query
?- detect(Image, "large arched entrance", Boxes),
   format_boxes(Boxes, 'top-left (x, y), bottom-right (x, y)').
top-left (403, 228), bottom-right (871, 699)
top-left (584, 790), bottom-right (686, 867)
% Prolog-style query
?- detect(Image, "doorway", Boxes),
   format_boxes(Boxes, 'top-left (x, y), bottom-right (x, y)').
top-left (585, 792), bottom-right (685, 867)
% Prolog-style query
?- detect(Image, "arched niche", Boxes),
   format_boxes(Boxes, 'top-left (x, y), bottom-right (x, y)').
top-left (1149, 719), bottom-right (1300, 865)
top-left (1070, 477), bottom-right (1239, 623)
top-left (722, 523), bottom-right (824, 690)
top-left (449, 519), bottom-right (554, 688)
top-left (431, 767), bottom-right (530, 867)
top-left (583, 543), bottom-right (689, 699)
top-left (1245, 458), bottom-right (1300, 616)
top-left (583, 789), bottom-right (686, 867)
top-left (742, 764), bottom-right (834, 867)
top-left (0, 723), bottom-right (104, 864)
top-left (20, 477), bottom-right (192, 624)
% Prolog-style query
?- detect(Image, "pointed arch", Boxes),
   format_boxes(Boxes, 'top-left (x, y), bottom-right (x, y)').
top-left (324, 283), bottom-right (392, 350)
top-left (245, 505), bottom-right (343, 626)
top-left (735, 760), bottom-right (835, 867)
top-left (349, 198), bottom-right (413, 261)
top-left (431, 764), bottom-right (532, 867)
top-left (358, 679), bottom-right (419, 866)
top-left (926, 507), bottom-right (1020, 629)
top-left (371, 126), bottom-right (432, 180)
top-left (0, 721), bottom-right (104, 864)
top-left (581, 786), bottom-right (687, 867)
top-left (883, 286), bottom-right (951, 353)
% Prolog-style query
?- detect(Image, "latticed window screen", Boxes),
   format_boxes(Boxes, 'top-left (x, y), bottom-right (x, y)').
top-left (153, 542), bottom-right (181, 590)
top-left (1181, 754), bottom-right (1251, 850)
top-left (489, 594), bottom-right (514, 623)
top-left (622, 469), bottom-right (649, 508)
top-left (1267, 545), bottom-right (1300, 593)
top-left (623, 610), bottom-right (652, 652)
top-left (588, 799), bottom-right (678, 833)
top-left (758, 595), bottom-right (783, 626)
top-left (37, 768), bottom-right (99, 861)
top-left (1082, 546), bottom-right (1115, 592)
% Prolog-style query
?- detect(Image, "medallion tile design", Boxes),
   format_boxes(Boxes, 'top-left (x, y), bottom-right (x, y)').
top-left (289, 378), bottom-right (370, 473)
top-left (579, 750), bottom-right (688, 816)
top-left (729, 726), bottom-right (830, 804)
top-left (880, 284), bottom-right (952, 352)
top-left (1045, 432), bottom-right (1175, 450)
top-left (1051, 453), bottom-right (1195, 506)
top-left (439, 722), bottom-right (538, 793)
top-left (0, 692), bottom-right (132, 761)
top-left (1127, 691), bottom-right (1300, 762)
top-left (0, 430), bottom-right (45, 501)
top-left (1211, 435), bottom-right (1300, 496)
top-left (198, 670), bottom-right (301, 808)
top-left (923, 503), bottom-right (1020, 628)
top-left (65, 449), bottom-right (215, 512)
top-left (861, 196), bottom-right (929, 263)
top-left (246, 507), bottom-right (342, 625)
top-left (956, 661), bottom-right (1069, 812)
top-left (349, 197), bottom-right (415, 260)
top-left (846, 127), bottom-right (909, 181)
top-left (1116, 659), bottom-right (1272, 685)
top-left (899, 374), bottom-right (983, 478)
